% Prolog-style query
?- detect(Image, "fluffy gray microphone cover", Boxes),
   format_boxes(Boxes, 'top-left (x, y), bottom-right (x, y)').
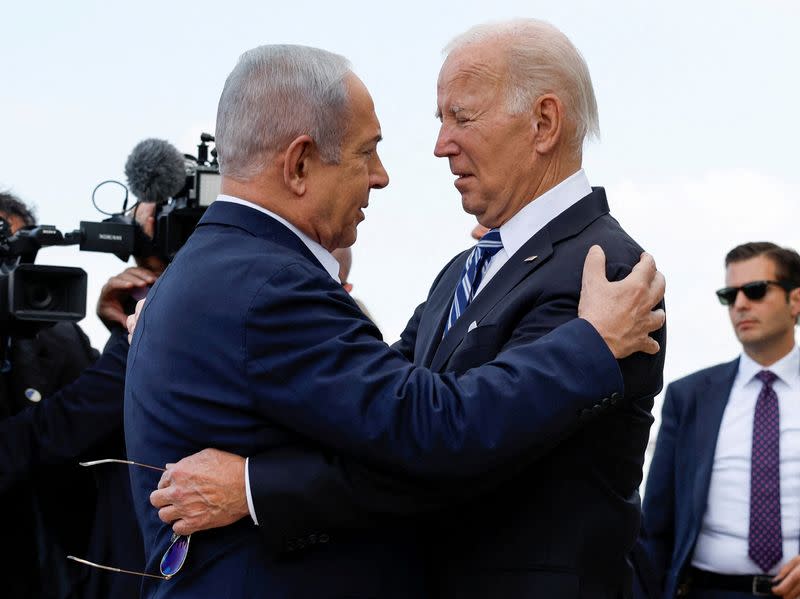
top-left (125, 138), bottom-right (187, 203)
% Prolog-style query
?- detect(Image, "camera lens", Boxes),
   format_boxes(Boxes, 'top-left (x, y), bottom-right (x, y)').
top-left (25, 284), bottom-right (54, 310)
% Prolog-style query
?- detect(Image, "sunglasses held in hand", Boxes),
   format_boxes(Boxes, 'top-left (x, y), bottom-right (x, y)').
top-left (66, 458), bottom-right (190, 580)
top-left (715, 280), bottom-right (795, 306)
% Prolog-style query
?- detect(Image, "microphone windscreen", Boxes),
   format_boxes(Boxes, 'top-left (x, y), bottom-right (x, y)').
top-left (125, 139), bottom-right (186, 203)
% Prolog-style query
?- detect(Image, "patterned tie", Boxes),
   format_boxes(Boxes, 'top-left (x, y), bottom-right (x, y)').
top-left (444, 228), bottom-right (503, 335)
top-left (748, 369), bottom-right (783, 573)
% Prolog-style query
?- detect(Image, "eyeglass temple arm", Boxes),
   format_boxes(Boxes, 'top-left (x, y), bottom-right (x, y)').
top-left (79, 458), bottom-right (166, 472)
top-left (66, 555), bottom-right (172, 580)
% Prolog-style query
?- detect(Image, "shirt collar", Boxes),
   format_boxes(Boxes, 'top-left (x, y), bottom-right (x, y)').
top-left (214, 194), bottom-right (341, 282)
top-left (498, 169), bottom-right (592, 258)
top-left (737, 344), bottom-right (800, 389)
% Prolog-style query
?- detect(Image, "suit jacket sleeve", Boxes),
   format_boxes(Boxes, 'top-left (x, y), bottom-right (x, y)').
top-left (247, 262), bottom-right (623, 479)
top-left (0, 329), bottom-right (129, 492)
top-left (249, 259), bottom-right (662, 552)
top-left (638, 381), bottom-right (681, 595)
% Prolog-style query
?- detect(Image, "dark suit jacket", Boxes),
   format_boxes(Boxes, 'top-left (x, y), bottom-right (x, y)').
top-left (124, 200), bottom-right (626, 599)
top-left (637, 359), bottom-right (741, 599)
top-left (0, 327), bottom-right (142, 599)
top-left (248, 187), bottom-right (666, 598)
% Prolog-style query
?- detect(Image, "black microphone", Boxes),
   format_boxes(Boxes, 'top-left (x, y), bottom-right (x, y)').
top-left (124, 138), bottom-right (186, 204)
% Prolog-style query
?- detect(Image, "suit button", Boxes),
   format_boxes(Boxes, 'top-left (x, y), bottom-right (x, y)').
top-left (308, 534), bottom-right (318, 545)
top-left (319, 534), bottom-right (330, 543)
top-left (676, 583), bottom-right (689, 596)
top-left (601, 397), bottom-right (612, 407)
top-left (591, 405), bottom-right (603, 416)
top-left (610, 392), bottom-right (621, 400)
top-left (286, 540), bottom-right (296, 551)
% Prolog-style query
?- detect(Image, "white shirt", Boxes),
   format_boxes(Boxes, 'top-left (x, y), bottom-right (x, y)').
top-left (214, 194), bottom-right (340, 525)
top-left (473, 168), bottom-right (592, 298)
top-left (692, 345), bottom-right (800, 574)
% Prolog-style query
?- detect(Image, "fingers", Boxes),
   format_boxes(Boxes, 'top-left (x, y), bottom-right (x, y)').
top-left (581, 245), bottom-right (607, 287)
top-left (773, 556), bottom-right (800, 597)
top-left (157, 469), bottom-right (172, 490)
top-left (645, 309), bottom-right (666, 334)
top-left (127, 299), bottom-right (146, 343)
top-left (630, 251), bottom-right (657, 279)
top-left (172, 519), bottom-right (196, 537)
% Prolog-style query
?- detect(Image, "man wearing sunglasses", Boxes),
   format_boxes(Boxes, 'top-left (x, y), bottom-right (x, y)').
top-left (638, 242), bottom-right (800, 598)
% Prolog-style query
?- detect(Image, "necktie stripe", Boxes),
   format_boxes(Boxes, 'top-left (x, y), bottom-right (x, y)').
top-left (443, 229), bottom-right (503, 336)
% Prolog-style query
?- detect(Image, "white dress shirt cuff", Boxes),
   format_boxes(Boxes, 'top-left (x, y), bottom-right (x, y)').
top-left (244, 457), bottom-right (259, 526)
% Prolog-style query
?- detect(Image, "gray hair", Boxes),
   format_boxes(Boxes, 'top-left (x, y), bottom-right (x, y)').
top-left (445, 19), bottom-right (600, 148)
top-left (215, 44), bottom-right (352, 179)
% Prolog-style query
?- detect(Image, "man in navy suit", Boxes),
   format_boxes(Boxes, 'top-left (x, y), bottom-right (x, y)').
top-left (638, 242), bottom-right (800, 598)
top-left (146, 20), bottom-right (666, 599)
top-left (125, 40), bottom-right (665, 598)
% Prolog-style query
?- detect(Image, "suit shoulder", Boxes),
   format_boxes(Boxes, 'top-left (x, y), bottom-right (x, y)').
top-left (589, 214), bottom-right (645, 261)
top-left (667, 359), bottom-right (738, 394)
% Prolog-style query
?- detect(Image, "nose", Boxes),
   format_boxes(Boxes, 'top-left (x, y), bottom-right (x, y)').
top-left (370, 153), bottom-right (389, 189)
top-left (434, 123), bottom-right (458, 158)
top-left (732, 288), bottom-right (751, 310)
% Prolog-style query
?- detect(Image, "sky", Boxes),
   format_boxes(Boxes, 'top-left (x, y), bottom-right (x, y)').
top-left (2, 1), bottom-right (799, 479)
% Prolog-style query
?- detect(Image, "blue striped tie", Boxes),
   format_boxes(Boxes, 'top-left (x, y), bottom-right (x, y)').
top-left (444, 228), bottom-right (503, 335)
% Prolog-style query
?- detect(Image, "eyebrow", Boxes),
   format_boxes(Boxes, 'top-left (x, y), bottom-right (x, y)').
top-left (362, 133), bottom-right (382, 149)
top-left (434, 105), bottom-right (463, 120)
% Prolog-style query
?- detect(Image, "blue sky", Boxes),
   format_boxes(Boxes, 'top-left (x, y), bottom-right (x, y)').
top-left (3, 1), bottom-right (799, 464)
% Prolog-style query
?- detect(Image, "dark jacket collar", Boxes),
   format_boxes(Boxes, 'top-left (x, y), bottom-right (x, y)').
top-left (428, 187), bottom-right (610, 371)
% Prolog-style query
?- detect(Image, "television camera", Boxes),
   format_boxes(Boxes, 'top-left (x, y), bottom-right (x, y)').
top-left (1, 134), bottom-right (220, 338)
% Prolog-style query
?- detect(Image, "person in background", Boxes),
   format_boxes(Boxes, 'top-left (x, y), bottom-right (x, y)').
top-left (0, 192), bottom-right (162, 599)
top-left (639, 242), bottom-right (800, 599)
top-left (332, 246), bottom-right (378, 326)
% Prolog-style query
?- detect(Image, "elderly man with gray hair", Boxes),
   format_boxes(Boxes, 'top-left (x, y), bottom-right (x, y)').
top-left (132, 20), bottom-right (665, 599)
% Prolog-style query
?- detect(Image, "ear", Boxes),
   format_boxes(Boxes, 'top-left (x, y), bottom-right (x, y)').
top-left (342, 282), bottom-right (354, 294)
top-left (531, 93), bottom-right (564, 155)
top-left (283, 135), bottom-right (315, 195)
top-left (789, 286), bottom-right (800, 322)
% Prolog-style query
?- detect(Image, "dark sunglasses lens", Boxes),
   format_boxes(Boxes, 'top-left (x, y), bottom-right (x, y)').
top-left (716, 288), bottom-right (738, 305)
top-left (741, 282), bottom-right (769, 300)
top-left (160, 534), bottom-right (190, 576)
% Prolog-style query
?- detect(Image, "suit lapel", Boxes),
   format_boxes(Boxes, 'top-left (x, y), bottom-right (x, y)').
top-left (429, 188), bottom-right (610, 372)
top-left (416, 252), bottom-right (469, 368)
top-left (692, 359), bottom-right (739, 523)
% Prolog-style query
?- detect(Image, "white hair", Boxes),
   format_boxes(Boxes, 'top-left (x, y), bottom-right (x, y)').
top-left (215, 44), bottom-right (352, 179)
top-left (445, 19), bottom-right (600, 147)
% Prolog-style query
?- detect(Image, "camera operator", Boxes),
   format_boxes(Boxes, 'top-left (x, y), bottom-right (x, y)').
top-left (0, 193), bottom-right (164, 599)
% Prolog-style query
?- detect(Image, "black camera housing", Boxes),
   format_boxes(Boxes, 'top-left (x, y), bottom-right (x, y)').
top-left (0, 223), bottom-right (87, 337)
top-left (79, 135), bottom-right (220, 263)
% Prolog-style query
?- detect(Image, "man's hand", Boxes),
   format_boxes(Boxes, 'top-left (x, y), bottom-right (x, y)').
top-left (150, 448), bottom-right (250, 536)
top-left (578, 245), bottom-right (666, 359)
top-left (127, 298), bottom-right (145, 344)
top-left (773, 556), bottom-right (800, 598)
top-left (96, 267), bottom-right (157, 331)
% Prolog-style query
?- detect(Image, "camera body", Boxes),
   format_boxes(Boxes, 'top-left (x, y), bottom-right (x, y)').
top-left (152, 158), bottom-right (221, 262)
top-left (0, 220), bottom-right (86, 337)
top-left (80, 134), bottom-right (221, 263)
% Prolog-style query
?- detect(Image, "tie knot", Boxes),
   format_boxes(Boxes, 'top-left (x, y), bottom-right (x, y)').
top-left (477, 228), bottom-right (503, 256)
top-left (756, 370), bottom-right (778, 387)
